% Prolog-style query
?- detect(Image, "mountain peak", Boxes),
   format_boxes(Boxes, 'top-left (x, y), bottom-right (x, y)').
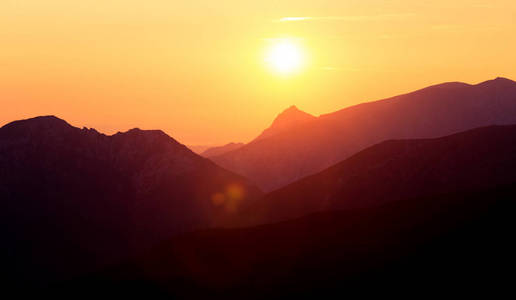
top-left (477, 77), bottom-right (516, 87)
top-left (1, 115), bottom-right (73, 133)
top-left (252, 106), bottom-right (316, 142)
top-left (112, 128), bottom-right (186, 150)
top-left (271, 105), bottom-right (315, 129)
top-left (275, 105), bottom-right (306, 119)
top-left (282, 105), bottom-right (300, 113)
top-left (493, 76), bottom-right (514, 82)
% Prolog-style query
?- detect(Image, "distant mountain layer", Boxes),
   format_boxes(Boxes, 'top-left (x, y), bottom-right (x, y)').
top-left (187, 144), bottom-right (212, 154)
top-left (201, 142), bottom-right (244, 158)
top-left (234, 125), bottom-right (516, 225)
top-left (0, 116), bottom-right (261, 287)
top-left (212, 77), bottom-right (516, 191)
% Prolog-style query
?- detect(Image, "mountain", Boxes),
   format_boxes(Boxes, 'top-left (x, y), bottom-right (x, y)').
top-left (201, 142), bottom-right (244, 158)
top-left (0, 116), bottom-right (261, 287)
top-left (252, 105), bottom-right (316, 142)
top-left (45, 124), bottom-right (516, 298)
top-left (58, 184), bottom-right (516, 298)
top-left (233, 125), bottom-right (516, 225)
top-left (212, 77), bottom-right (516, 191)
top-left (200, 106), bottom-right (313, 158)
top-left (186, 144), bottom-right (212, 154)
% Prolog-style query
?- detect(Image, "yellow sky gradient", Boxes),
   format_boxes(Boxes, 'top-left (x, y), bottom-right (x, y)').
top-left (1, 1), bottom-right (516, 144)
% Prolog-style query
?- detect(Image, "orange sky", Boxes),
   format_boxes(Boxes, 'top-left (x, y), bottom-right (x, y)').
top-left (1, 1), bottom-right (516, 145)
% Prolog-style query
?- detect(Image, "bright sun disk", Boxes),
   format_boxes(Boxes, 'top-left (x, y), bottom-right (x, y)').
top-left (265, 40), bottom-right (303, 74)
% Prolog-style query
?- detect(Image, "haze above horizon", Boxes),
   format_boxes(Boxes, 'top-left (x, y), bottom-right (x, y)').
top-left (2, 1), bottom-right (516, 144)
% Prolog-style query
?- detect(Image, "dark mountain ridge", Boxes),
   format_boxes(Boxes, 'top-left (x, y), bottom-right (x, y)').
top-left (58, 183), bottom-right (516, 298)
top-left (43, 124), bottom-right (516, 298)
top-left (0, 116), bottom-right (261, 287)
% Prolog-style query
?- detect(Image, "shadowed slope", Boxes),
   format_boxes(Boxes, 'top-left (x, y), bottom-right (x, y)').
top-left (48, 124), bottom-right (516, 298)
top-left (213, 78), bottom-right (516, 191)
top-left (236, 125), bottom-right (516, 225)
top-left (0, 116), bottom-right (261, 287)
top-left (60, 184), bottom-right (516, 298)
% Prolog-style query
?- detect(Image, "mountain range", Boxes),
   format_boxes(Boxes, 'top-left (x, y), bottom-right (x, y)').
top-left (0, 116), bottom-right (260, 287)
top-left (49, 124), bottom-right (516, 298)
top-left (212, 77), bottom-right (516, 191)
top-left (3, 77), bottom-right (516, 295)
top-left (231, 125), bottom-right (516, 226)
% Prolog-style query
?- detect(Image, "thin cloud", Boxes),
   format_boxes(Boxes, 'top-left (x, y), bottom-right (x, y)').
top-left (279, 17), bottom-right (313, 22)
top-left (431, 24), bottom-right (501, 33)
top-left (276, 14), bottom-right (415, 23)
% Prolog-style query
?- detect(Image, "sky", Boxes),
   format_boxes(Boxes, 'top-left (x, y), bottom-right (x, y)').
top-left (1, 1), bottom-right (516, 145)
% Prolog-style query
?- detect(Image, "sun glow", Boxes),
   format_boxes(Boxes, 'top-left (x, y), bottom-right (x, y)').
top-left (265, 39), bottom-right (304, 75)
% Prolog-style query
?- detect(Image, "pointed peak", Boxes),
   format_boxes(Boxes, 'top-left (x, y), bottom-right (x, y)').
top-left (277, 105), bottom-right (303, 116)
top-left (252, 106), bottom-right (316, 142)
top-left (283, 105), bottom-right (300, 112)
top-left (275, 105), bottom-right (313, 121)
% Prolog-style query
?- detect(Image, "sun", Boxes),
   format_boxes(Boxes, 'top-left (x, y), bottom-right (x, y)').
top-left (265, 39), bottom-right (304, 74)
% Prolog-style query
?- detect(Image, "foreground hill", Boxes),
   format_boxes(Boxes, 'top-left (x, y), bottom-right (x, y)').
top-left (235, 125), bottom-right (516, 225)
top-left (0, 116), bottom-right (261, 287)
top-left (212, 77), bottom-right (516, 191)
top-left (59, 184), bottom-right (516, 298)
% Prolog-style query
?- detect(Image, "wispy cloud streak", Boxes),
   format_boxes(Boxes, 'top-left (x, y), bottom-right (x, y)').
top-left (276, 14), bottom-right (415, 23)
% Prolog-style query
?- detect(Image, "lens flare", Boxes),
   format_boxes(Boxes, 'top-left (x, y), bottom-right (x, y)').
top-left (210, 183), bottom-right (246, 213)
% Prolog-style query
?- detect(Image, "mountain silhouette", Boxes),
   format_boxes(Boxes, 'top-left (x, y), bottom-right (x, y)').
top-left (201, 142), bottom-right (245, 157)
top-left (58, 184), bottom-right (516, 298)
top-left (0, 116), bottom-right (261, 287)
top-left (232, 125), bottom-right (516, 225)
top-left (42, 124), bottom-right (516, 298)
top-left (200, 106), bottom-right (313, 158)
top-left (187, 144), bottom-right (212, 154)
top-left (212, 77), bottom-right (516, 191)
top-left (252, 105), bottom-right (316, 142)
